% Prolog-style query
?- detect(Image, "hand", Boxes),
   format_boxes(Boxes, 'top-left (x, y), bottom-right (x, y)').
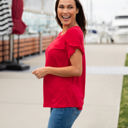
top-left (32, 67), bottom-right (49, 79)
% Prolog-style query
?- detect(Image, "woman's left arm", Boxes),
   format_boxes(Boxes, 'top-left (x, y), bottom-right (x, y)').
top-left (32, 49), bottom-right (82, 79)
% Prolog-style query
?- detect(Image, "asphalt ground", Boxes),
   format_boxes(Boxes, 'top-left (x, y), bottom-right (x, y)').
top-left (0, 44), bottom-right (128, 128)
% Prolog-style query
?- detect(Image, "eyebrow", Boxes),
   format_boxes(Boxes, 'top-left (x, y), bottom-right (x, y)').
top-left (58, 4), bottom-right (74, 7)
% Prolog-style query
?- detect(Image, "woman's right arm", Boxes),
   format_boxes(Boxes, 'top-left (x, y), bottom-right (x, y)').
top-left (32, 49), bottom-right (82, 79)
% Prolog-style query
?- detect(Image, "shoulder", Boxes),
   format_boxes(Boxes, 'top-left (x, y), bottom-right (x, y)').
top-left (65, 26), bottom-right (83, 41)
top-left (67, 26), bottom-right (83, 35)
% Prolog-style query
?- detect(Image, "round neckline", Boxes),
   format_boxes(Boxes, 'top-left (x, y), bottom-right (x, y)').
top-left (59, 26), bottom-right (80, 37)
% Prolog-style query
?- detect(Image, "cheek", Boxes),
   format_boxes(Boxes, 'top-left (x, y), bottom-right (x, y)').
top-left (57, 10), bottom-right (62, 18)
top-left (70, 14), bottom-right (76, 20)
top-left (73, 12), bottom-right (77, 18)
top-left (70, 10), bottom-right (77, 17)
top-left (57, 14), bottom-right (62, 22)
top-left (57, 8), bottom-right (62, 14)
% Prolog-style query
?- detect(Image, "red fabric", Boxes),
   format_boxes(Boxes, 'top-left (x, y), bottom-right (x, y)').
top-left (11, 0), bottom-right (26, 34)
top-left (43, 26), bottom-right (86, 110)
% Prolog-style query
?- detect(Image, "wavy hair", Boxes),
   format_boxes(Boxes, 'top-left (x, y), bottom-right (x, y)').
top-left (55, 0), bottom-right (86, 36)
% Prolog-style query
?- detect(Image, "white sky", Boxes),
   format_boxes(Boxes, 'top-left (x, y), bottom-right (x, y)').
top-left (16, 0), bottom-right (128, 23)
top-left (80, 0), bottom-right (128, 23)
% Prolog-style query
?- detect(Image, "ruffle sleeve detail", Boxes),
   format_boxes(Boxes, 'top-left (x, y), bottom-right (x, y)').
top-left (65, 27), bottom-right (84, 59)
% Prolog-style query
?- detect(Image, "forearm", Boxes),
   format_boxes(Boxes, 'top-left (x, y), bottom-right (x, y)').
top-left (47, 66), bottom-right (82, 77)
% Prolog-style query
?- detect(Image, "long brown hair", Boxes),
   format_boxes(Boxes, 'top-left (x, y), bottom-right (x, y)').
top-left (55, 0), bottom-right (86, 36)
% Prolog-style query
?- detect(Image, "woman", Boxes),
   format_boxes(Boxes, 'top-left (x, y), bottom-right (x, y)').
top-left (32, 0), bottom-right (86, 127)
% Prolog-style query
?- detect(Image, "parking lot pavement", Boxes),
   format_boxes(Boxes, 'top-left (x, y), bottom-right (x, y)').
top-left (0, 44), bottom-right (128, 128)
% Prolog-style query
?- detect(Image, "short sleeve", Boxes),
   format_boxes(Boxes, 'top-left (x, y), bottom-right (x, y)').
top-left (65, 27), bottom-right (84, 59)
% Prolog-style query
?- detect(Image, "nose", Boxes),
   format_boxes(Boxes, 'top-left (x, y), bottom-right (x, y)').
top-left (62, 8), bottom-right (68, 13)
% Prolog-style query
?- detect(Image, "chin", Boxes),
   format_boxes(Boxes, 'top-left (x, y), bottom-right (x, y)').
top-left (63, 23), bottom-right (73, 28)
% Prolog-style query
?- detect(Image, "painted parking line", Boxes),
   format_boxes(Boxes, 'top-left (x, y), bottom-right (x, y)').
top-left (86, 66), bottom-right (128, 75)
top-left (19, 66), bottom-right (128, 75)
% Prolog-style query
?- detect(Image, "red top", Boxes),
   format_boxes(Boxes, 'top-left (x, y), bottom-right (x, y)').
top-left (43, 26), bottom-right (86, 110)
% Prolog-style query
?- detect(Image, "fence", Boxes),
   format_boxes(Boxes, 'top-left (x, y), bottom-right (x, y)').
top-left (0, 33), bottom-right (56, 63)
top-left (0, 32), bottom-right (56, 70)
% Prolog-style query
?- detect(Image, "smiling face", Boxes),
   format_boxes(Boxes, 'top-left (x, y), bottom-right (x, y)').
top-left (57, 0), bottom-right (79, 29)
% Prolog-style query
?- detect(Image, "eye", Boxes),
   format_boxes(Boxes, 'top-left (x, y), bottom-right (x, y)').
top-left (68, 5), bottom-right (73, 9)
top-left (58, 5), bottom-right (64, 8)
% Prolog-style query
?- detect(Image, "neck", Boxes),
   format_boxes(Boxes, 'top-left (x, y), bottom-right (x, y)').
top-left (62, 22), bottom-right (78, 35)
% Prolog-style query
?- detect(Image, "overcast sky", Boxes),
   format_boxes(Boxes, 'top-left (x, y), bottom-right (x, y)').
top-left (80, 0), bottom-right (128, 23)
top-left (17, 0), bottom-right (128, 23)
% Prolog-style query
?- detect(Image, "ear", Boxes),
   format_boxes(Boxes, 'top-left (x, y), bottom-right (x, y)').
top-left (76, 8), bottom-right (79, 14)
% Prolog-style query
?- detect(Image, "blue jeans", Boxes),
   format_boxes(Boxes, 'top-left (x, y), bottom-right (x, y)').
top-left (48, 107), bottom-right (81, 128)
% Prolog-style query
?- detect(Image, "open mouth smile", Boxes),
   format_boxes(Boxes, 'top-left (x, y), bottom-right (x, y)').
top-left (62, 16), bottom-right (71, 20)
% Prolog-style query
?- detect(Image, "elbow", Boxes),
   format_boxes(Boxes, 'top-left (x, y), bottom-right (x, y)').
top-left (77, 70), bottom-right (82, 77)
top-left (74, 67), bottom-right (83, 77)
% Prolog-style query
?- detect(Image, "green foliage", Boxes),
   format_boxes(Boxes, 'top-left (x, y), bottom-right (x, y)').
top-left (118, 54), bottom-right (128, 128)
top-left (125, 54), bottom-right (128, 66)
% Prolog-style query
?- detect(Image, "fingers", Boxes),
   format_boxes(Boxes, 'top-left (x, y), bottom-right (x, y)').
top-left (33, 73), bottom-right (42, 79)
top-left (32, 70), bottom-right (38, 77)
top-left (32, 71), bottom-right (35, 74)
top-left (36, 74), bottom-right (41, 79)
top-left (32, 67), bottom-right (46, 79)
top-left (32, 70), bottom-right (37, 74)
top-left (32, 70), bottom-right (43, 79)
top-left (32, 68), bottom-right (39, 75)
